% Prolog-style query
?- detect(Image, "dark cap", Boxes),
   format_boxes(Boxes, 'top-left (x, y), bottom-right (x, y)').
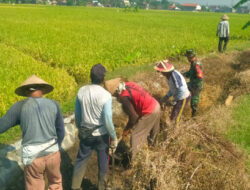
top-left (185, 49), bottom-right (196, 58)
top-left (90, 63), bottom-right (107, 84)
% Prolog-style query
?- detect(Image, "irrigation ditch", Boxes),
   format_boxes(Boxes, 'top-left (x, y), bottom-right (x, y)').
top-left (1, 50), bottom-right (250, 190)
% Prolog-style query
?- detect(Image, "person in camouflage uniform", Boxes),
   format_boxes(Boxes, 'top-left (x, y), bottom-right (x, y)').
top-left (183, 49), bottom-right (203, 117)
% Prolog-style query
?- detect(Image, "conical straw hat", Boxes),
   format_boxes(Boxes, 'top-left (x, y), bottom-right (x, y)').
top-left (221, 14), bottom-right (229, 20)
top-left (104, 78), bottom-right (121, 95)
top-left (15, 75), bottom-right (54, 97)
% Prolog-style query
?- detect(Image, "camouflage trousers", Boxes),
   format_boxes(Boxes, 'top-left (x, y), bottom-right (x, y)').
top-left (188, 83), bottom-right (203, 116)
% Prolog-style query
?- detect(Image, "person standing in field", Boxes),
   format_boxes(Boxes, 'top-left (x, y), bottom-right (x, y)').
top-left (183, 49), bottom-right (204, 117)
top-left (104, 78), bottom-right (160, 161)
top-left (71, 63), bottom-right (118, 190)
top-left (0, 75), bottom-right (65, 190)
top-left (217, 14), bottom-right (230, 53)
top-left (154, 60), bottom-right (191, 126)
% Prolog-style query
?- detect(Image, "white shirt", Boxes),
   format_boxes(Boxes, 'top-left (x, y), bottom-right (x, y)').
top-left (76, 84), bottom-right (111, 136)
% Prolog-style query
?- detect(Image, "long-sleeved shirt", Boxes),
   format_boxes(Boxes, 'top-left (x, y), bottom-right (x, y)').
top-left (217, 20), bottom-right (230, 38)
top-left (0, 97), bottom-right (65, 165)
top-left (184, 60), bottom-right (203, 88)
top-left (75, 84), bottom-right (117, 140)
top-left (165, 70), bottom-right (190, 101)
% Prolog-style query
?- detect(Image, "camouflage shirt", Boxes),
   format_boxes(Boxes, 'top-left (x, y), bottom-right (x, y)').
top-left (184, 60), bottom-right (203, 88)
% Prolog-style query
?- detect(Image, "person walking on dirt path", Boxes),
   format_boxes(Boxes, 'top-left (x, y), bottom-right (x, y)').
top-left (183, 49), bottom-right (204, 117)
top-left (217, 14), bottom-right (230, 53)
top-left (154, 60), bottom-right (191, 126)
top-left (105, 78), bottom-right (160, 161)
top-left (0, 75), bottom-right (65, 190)
top-left (71, 63), bottom-right (118, 190)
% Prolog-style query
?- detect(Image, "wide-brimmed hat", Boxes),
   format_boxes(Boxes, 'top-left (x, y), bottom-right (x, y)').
top-left (15, 75), bottom-right (54, 97)
top-left (104, 78), bottom-right (121, 95)
top-left (221, 14), bottom-right (229, 20)
top-left (185, 49), bottom-right (196, 58)
top-left (154, 60), bottom-right (174, 72)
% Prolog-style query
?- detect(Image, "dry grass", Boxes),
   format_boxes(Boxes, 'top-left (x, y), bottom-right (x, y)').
top-left (57, 50), bottom-right (250, 190)
top-left (115, 50), bottom-right (250, 190)
top-left (126, 121), bottom-right (249, 190)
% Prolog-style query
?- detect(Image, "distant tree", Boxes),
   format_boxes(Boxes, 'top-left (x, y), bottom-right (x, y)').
top-left (233, 0), bottom-right (249, 8)
top-left (233, 0), bottom-right (249, 29)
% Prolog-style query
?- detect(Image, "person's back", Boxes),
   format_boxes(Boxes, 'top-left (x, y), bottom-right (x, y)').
top-left (0, 75), bottom-right (64, 190)
top-left (76, 84), bottom-right (111, 135)
top-left (121, 82), bottom-right (158, 116)
top-left (217, 14), bottom-right (230, 52)
top-left (168, 70), bottom-right (190, 101)
top-left (217, 20), bottom-right (229, 38)
top-left (21, 97), bottom-right (59, 146)
top-left (72, 64), bottom-right (117, 190)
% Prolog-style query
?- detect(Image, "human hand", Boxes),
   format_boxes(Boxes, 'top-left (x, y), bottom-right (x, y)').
top-left (159, 96), bottom-right (169, 105)
top-left (110, 138), bottom-right (118, 154)
top-left (122, 129), bottom-right (130, 138)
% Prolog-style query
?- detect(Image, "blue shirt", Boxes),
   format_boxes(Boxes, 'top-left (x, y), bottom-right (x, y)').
top-left (0, 97), bottom-right (65, 147)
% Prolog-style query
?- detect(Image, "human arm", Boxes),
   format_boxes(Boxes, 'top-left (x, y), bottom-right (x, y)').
top-left (0, 101), bottom-right (23, 134)
top-left (226, 21), bottom-right (230, 38)
top-left (183, 69), bottom-right (191, 78)
top-left (74, 97), bottom-right (81, 129)
top-left (120, 96), bottom-right (139, 136)
top-left (195, 64), bottom-right (203, 80)
top-left (102, 98), bottom-right (117, 141)
top-left (160, 91), bottom-right (172, 104)
top-left (216, 23), bottom-right (220, 36)
top-left (55, 102), bottom-right (65, 147)
top-left (103, 98), bottom-right (118, 152)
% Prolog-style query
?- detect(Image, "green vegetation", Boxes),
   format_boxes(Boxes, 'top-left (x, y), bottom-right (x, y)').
top-left (227, 95), bottom-right (250, 153)
top-left (0, 5), bottom-right (249, 84)
top-left (227, 95), bottom-right (250, 171)
top-left (0, 43), bottom-right (77, 143)
top-left (0, 5), bottom-right (249, 144)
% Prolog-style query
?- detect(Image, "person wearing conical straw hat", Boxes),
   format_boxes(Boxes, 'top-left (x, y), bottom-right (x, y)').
top-left (71, 63), bottom-right (117, 190)
top-left (154, 59), bottom-right (191, 126)
top-left (0, 75), bottom-right (65, 190)
top-left (104, 78), bottom-right (160, 163)
top-left (216, 14), bottom-right (230, 52)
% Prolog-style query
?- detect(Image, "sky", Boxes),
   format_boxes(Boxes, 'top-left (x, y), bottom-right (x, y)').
top-left (172, 0), bottom-right (238, 6)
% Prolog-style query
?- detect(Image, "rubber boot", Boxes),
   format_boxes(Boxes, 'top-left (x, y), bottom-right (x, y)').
top-left (98, 172), bottom-right (107, 190)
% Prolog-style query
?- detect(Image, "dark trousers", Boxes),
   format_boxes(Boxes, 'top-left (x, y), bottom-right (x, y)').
top-left (170, 95), bottom-right (191, 126)
top-left (218, 37), bottom-right (229, 52)
top-left (71, 135), bottom-right (109, 190)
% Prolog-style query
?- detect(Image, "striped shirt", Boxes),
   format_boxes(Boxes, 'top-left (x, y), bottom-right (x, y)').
top-left (166, 70), bottom-right (190, 101)
top-left (217, 20), bottom-right (230, 38)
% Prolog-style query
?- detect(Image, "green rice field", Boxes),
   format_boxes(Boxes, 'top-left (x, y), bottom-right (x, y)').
top-left (0, 4), bottom-right (249, 143)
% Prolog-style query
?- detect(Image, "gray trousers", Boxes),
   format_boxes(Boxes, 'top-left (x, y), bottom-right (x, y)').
top-left (130, 104), bottom-right (160, 159)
